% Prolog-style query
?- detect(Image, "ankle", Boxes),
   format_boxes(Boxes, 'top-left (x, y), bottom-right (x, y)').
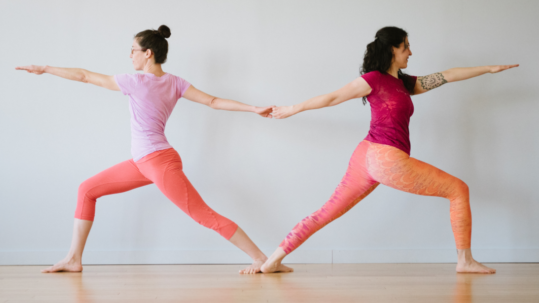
top-left (457, 249), bottom-right (473, 263)
top-left (64, 254), bottom-right (82, 264)
top-left (252, 254), bottom-right (268, 263)
top-left (268, 249), bottom-right (287, 263)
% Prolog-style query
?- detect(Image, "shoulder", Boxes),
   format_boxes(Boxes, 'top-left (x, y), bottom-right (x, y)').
top-left (114, 73), bottom-right (141, 95)
top-left (177, 75), bottom-right (191, 87)
top-left (361, 71), bottom-right (383, 91)
top-left (362, 70), bottom-right (382, 78)
top-left (402, 74), bottom-right (417, 88)
top-left (115, 73), bottom-right (141, 84)
top-left (169, 74), bottom-right (191, 98)
top-left (361, 70), bottom-right (383, 83)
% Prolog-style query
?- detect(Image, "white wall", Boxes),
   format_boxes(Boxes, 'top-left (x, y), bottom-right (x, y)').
top-left (1, 0), bottom-right (537, 265)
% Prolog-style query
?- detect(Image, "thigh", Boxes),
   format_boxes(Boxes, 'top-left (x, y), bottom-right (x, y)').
top-left (366, 144), bottom-right (460, 197)
top-left (80, 159), bottom-right (153, 197)
top-left (76, 159), bottom-right (153, 220)
top-left (324, 142), bottom-right (380, 217)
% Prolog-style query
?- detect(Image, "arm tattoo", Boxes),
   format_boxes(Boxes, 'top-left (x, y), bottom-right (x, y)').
top-left (419, 72), bottom-right (447, 91)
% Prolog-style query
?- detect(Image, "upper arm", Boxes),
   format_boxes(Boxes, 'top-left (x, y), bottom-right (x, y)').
top-left (414, 72), bottom-right (447, 95)
top-left (85, 71), bottom-right (120, 91)
top-left (181, 86), bottom-right (215, 107)
top-left (328, 77), bottom-right (372, 106)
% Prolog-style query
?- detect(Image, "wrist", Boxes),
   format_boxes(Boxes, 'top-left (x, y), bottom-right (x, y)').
top-left (291, 104), bottom-right (301, 115)
top-left (43, 65), bottom-right (49, 73)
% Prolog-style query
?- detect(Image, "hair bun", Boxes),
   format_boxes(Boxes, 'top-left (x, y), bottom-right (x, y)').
top-left (158, 25), bottom-right (171, 39)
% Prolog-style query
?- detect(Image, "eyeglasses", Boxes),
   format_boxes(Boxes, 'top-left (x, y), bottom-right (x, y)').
top-left (131, 48), bottom-right (147, 54)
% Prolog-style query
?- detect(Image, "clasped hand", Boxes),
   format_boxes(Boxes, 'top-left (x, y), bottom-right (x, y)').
top-left (254, 105), bottom-right (295, 119)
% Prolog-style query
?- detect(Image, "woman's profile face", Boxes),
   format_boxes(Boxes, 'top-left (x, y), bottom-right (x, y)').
top-left (130, 39), bottom-right (148, 71)
top-left (392, 37), bottom-right (412, 69)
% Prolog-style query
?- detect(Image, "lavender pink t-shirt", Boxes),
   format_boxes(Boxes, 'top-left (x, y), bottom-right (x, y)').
top-left (361, 71), bottom-right (417, 155)
top-left (114, 73), bottom-right (191, 161)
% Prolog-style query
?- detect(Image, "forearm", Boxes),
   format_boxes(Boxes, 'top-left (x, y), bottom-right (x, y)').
top-left (44, 66), bottom-right (89, 83)
top-left (293, 94), bottom-right (336, 114)
top-left (442, 66), bottom-right (491, 83)
top-left (210, 98), bottom-right (256, 113)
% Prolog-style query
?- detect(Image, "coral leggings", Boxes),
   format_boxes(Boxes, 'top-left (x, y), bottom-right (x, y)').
top-left (280, 140), bottom-right (472, 254)
top-left (74, 148), bottom-right (238, 239)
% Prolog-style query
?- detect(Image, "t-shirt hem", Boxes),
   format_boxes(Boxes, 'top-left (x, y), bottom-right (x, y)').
top-left (363, 136), bottom-right (411, 155)
top-left (133, 144), bottom-right (174, 162)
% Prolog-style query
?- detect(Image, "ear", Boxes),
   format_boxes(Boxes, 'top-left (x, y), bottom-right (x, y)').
top-left (145, 49), bottom-right (154, 59)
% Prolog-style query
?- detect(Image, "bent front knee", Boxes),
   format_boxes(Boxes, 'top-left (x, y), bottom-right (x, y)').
top-left (448, 179), bottom-right (469, 201)
top-left (457, 180), bottom-right (469, 196)
top-left (75, 180), bottom-right (97, 221)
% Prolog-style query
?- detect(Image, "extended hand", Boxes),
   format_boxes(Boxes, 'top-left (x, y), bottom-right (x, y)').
top-left (271, 106), bottom-right (296, 119)
top-left (489, 64), bottom-right (519, 73)
top-left (15, 65), bottom-right (47, 75)
top-left (254, 106), bottom-right (274, 118)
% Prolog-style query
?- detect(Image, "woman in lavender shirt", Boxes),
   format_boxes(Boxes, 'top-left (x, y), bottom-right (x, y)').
top-left (16, 25), bottom-right (272, 274)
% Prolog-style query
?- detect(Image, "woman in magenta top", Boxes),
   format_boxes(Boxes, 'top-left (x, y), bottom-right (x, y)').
top-left (262, 26), bottom-right (518, 274)
top-left (17, 25), bottom-right (271, 274)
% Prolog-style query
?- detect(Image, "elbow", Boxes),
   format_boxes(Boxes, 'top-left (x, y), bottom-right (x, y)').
top-left (79, 70), bottom-right (90, 83)
top-left (327, 96), bottom-right (341, 107)
top-left (442, 70), bottom-right (454, 83)
top-left (208, 97), bottom-right (219, 109)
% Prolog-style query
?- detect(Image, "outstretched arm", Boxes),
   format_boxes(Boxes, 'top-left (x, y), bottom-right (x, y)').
top-left (414, 64), bottom-right (519, 95)
top-left (182, 85), bottom-right (273, 118)
top-left (15, 65), bottom-right (120, 91)
top-left (272, 76), bottom-right (372, 119)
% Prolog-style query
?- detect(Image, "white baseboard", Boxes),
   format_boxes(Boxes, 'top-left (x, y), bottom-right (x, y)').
top-left (1, 249), bottom-right (537, 265)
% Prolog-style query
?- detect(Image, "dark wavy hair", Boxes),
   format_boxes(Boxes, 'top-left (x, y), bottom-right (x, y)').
top-left (360, 26), bottom-right (415, 104)
top-left (135, 25), bottom-right (171, 64)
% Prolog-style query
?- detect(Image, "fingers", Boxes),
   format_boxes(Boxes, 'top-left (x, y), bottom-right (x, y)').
top-left (271, 106), bottom-right (285, 119)
top-left (495, 64), bottom-right (519, 73)
top-left (506, 64), bottom-right (519, 70)
top-left (15, 66), bottom-right (38, 74)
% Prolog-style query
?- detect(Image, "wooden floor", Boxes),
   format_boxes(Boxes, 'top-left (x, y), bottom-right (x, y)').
top-left (1, 264), bottom-right (538, 303)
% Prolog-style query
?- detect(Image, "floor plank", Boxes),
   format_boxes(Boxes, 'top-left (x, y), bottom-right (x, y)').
top-left (0, 264), bottom-right (538, 302)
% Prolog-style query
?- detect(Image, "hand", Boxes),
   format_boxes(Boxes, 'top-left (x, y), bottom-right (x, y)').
top-left (489, 64), bottom-right (519, 73)
top-left (254, 106), bottom-right (274, 118)
top-left (15, 65), bottom-right (47, 75)
top-left (271, 105), bottom-right (296, 119)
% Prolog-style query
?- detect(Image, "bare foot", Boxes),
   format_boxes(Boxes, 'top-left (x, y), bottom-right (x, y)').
top-left (261, 259), bottom-right (294, 273)
top-left (262, 262), bottom-right (294, 273)
top-left (41, 259), bottom-right (83, 273)
top-left (456, 249), bottom-right (496, 274)
top-left (456, 259), bottom-right (496, 274)
top-left (261, 247), bottom-right (293, 273)
top-left (239, 258), bottom-right (267, 274)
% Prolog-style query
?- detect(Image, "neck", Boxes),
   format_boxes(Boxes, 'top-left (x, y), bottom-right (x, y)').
top-left (143, 61), bottom-right (165, 77)
top-left (387, 64), bottom-right (400, 79)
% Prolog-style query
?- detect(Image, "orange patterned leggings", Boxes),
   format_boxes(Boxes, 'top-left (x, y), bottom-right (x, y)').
top-left (279, 140), bottom-right (472, 254)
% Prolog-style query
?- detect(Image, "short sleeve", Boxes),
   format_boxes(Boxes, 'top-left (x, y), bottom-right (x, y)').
top-left (175, 76), bottom-right (191, 99)
top-left (114, 74), bottom-right (140, 95)
top-left (408, 75), bottom-right (417, 88)
top-left (361, 71), bottom-right (380, 94)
